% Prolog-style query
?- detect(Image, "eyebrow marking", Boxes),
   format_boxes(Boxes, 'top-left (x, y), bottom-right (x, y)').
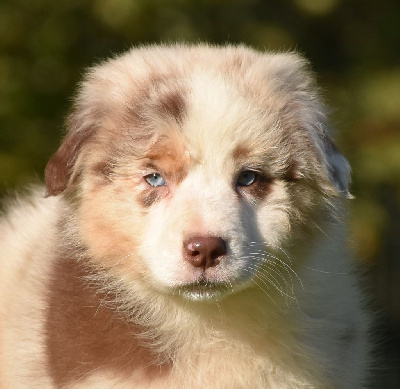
top-left (232, 145), bottom-right (251, 162)
top-left (155, 90), bottom-right (186, 124)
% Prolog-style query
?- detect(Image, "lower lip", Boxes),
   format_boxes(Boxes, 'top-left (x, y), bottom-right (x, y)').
top-left (177, 282), bottom-right (231, 302)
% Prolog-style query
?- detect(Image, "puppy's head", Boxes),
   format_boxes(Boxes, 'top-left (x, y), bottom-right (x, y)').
top-left (46, 45), bottom-right (351, 302)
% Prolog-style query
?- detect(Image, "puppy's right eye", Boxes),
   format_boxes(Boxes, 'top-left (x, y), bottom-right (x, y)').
top-left (144, 173), bottom-right (166, 187)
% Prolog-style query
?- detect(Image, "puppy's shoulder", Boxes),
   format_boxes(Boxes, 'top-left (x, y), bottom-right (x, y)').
top-left (0, 187), bottom-right (63, 388)
top-left (0, 186), bottom-right (62, 295)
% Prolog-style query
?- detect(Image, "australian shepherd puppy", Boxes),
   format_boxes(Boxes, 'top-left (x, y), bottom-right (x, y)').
top-left (0, 44), bottom-right (370, 388)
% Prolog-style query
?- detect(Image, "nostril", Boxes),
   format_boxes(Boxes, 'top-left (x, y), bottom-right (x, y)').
top-left (183, 236), bottom-right (227, 270)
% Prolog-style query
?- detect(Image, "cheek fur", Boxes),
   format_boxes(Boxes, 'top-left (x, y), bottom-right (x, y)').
top-left (255, 181), bottom-right (292, 244)
top-left (77, 182), bottom-right (150, 278)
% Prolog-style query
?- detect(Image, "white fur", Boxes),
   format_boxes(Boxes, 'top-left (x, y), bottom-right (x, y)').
top-left (0, 190), bottom-right (60, 387)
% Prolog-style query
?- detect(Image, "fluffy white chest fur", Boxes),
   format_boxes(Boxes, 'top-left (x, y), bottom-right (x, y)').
top-left (0, 44), bottom-right (370, 388)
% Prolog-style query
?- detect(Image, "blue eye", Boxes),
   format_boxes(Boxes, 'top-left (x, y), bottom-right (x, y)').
top-left (145, 173), bottom-right (166, 187)
top-left (237, 170), bottom-right (257, 187)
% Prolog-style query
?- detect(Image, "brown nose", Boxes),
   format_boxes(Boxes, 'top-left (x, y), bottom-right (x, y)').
top-left (183, 237), bottom-right (227, 270)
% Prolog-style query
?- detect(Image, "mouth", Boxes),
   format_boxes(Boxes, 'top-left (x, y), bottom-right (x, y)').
top-left (176, 279), bottom-right (232, 302)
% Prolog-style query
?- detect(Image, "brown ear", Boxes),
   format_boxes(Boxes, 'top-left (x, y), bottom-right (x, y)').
top-left (45, 127), bottom-right (94, 197)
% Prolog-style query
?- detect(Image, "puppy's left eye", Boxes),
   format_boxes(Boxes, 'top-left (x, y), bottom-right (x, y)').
top-left (236, 170), bottom-right (258, 187)
top-left (145, 173), bottom-right (166, 187)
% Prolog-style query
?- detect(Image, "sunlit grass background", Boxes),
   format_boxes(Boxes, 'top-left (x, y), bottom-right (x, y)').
top-left (1, 0), bottom-right (399, 386)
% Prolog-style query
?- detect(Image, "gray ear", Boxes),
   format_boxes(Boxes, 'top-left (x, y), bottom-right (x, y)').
top-left (320, 132), bottom-right (352, 198)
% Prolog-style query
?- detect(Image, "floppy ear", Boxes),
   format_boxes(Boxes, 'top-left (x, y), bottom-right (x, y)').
top-left (327, 138), bottom-right (353, 198)
top-left (320, 132), bottom-right (352, 198)
top-left (266, 52), bottom-right (352, 198)
top-left (277, 53), bottom-right (352, 198)
top-left (45, 119), bottom-right (95, 197)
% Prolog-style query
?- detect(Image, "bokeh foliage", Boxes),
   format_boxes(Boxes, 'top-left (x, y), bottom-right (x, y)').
top-left (1, 0), bottom-right (400, 384)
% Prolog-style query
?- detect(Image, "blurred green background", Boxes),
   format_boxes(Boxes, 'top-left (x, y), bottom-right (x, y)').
top-left (0, 0), bottom-right (399, 386)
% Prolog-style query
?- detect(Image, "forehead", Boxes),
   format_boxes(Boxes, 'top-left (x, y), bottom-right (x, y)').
top-left (91, 49), bottom-right (301, 173)
top-left (134, 74), bottom-right (290, 185)
top-left (129, 70), bottom-right (280, 163)
top-left (182, 71), bottom-right (279, 165)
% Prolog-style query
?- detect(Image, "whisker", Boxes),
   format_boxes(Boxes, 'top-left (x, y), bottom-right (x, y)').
top-left (266, 265), bottom-right (295, 294)
top-left (263, 254), bottom-right (304, 290)
top-left (248, 264), bottom-right (296, 301)
top-left (267, 244), bottom-right (293, 264)
top-left (304, 266), bottom-right (349, 275)
top-left (94, 289), bottom-right (113, 317)
top-left (311, 221), bottom-right (332, 239)
top-left (241, 268), bottom-right (276, 304)
top-left (267, 260), bottom-right (294, 286)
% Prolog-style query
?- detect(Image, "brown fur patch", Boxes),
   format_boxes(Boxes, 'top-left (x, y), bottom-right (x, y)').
top-left (45, 126), bottom-right (95, 197)
top-left (232, 145), bottom-right (251, 163)
top-left (144, 135), bottom-right (190, 185)
top-left (155, 90), bottom-right (186, 124)
top-left (46, 255), bottom-right (171, 386)
top-left (91, 160), bottom-right (114, 183)
top-left (244, 175), bottom-right (275, 201)
top-left (138, 188), bottom-right (160, 208)
top-left (128, 72), bottom-right (187, 127)
top-left (134, 141), bottom-right (189, 209)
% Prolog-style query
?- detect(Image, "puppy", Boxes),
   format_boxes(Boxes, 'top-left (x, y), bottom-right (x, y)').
top-left (0, 44), bottom-right (370, 388)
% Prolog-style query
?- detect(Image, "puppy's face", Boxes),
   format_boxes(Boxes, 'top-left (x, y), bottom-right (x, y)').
top-left (46, 46), bottom-right (350, 301)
